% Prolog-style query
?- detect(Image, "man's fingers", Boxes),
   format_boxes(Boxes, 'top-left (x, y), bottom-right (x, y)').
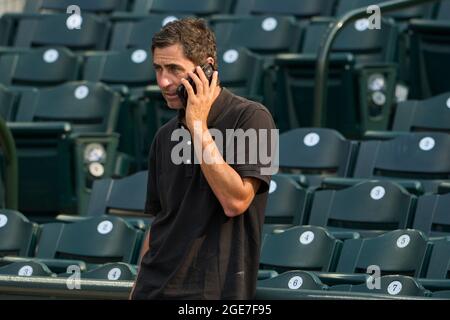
top-left (181, 78), bottom-right (195, 98)
top-left (210, 71), bottom-right (219, 96)
top-left (197, 66), bottom-right (210, 93)
top-left (188, 71), bottom-right (203, 96)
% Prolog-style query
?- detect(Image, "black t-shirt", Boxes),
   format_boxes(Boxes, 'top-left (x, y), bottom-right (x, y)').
top-left (132, 88), bottom-right (276, 300)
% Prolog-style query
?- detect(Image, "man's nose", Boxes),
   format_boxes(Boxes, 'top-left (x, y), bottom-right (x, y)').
top-left (158, 74), bottom-right (173, 89)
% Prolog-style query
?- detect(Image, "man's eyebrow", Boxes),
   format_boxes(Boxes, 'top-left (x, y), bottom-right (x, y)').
top-left (153, 63), bottom-right (185, 70)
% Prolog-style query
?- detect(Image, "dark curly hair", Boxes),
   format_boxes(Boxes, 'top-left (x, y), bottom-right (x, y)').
top-left (152, 18), bottom-right (218, 70)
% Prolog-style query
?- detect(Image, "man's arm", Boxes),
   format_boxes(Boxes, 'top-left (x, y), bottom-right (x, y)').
top-left (192, 123), bottom-right (261, 218)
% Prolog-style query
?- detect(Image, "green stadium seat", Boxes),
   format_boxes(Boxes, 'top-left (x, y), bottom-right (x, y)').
top-left (0, 85), bottom-right (16, 121)
top-left (256, 270), bottom-right (328, 299)
top-left (1, 216), bottom-right (143, 273)
top-left (58, 262), bottom-right (137, 281)
top-left (408, 18), bottom-right (450, 98)
top-left (432, 290), bottom-right (450, 298)
top-left (272, 18), bottom-right (398, 136)
top-left (353, 132), bottom-right (450, 193)
top-left (5, 82), bottom-right (124, 218)
top-left (263, 174), bottom-right (309, 234)
top-left (4, 13), bottom-right (110, 51)
top-left (84, 171), bottom-right (149, 229)
top-left (0, 210), bottom-right (39, 258)
top-left (308, 180), bottom-right (416, 237)
top-left (436, 0), bottom-right (450, 20)
top-left (278, 128), bottom-right (357, 185)
top-left (425, 237), bottom-right (450, 279)
top-left (211, 15), bottom-right (303, 55)
top-left (330, 275), bottom-right (431, 297)
top-left (0, 47), bottom-right (80, 88)
top-left (413, 191), bottom-right (450, 237)
top-left (23, 0), bottom-right (131, 15)
top-left (0, 261), bottom-right (55, 277)
top-left (233, 0), bottom-right (335, 20)
top-left (392, 92), bottom-right (450, 133)
top-left (259, 225), bottom-right (343, 274)
top-left (333, 229), bottom-right (430, 279)
top-left (108, 14), bottom-right (190, 50)
top-left (132, 0), bottom-right (234, 16)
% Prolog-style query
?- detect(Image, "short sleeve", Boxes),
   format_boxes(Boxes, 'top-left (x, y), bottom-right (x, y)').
top-left (229, 106), bottom-right (277, 194)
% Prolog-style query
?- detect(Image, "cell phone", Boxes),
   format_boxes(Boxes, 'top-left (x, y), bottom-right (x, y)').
top-left (176, 63), bottom-right (215, 108)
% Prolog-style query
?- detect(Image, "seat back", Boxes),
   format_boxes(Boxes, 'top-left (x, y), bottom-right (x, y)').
top-left (0, 209), bottom-right (39, 257)
top-left (0, 261), bottom-right (54, 277)
top-left (393, 92), bottom-right (450, 133)
top-left (426, 237), bottom-right (450, 279)
top-left (12, 13), bottom-right (110, 51)
top-left (87, 171), bottom-right (148, 219)
top-left (36, 216), bottom-right (143, 265)
top-left (353, 133), bottom-right (450, 193)
top-left (414, 192), bottom-right (450, 237)
top-left (260, 225), bottom-right (342, 273)
top-left (234, 0), bottom-right (335, 19)
top-left (14, 81), bottom-right (121, 133)
top-left (336, 229), bottom-right (430, 277)
top-left (0, 47), bottom-right (80, 87)
top-left (24, 0), bottom-right (130, 14)
top-left (308, 181), bottom-right (416, 236)
top-left (278, 128), bottom-right (356, 185)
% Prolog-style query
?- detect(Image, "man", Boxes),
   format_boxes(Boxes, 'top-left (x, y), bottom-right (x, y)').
top-left (131, 18), bottom-right (276, 300)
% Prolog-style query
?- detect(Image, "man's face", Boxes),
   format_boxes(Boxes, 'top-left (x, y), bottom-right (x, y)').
top-left (153, 44), bottom-right (196, 109)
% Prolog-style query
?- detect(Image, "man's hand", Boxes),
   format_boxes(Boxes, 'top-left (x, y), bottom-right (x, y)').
top-left (181, 66), bottom-right (220, 132)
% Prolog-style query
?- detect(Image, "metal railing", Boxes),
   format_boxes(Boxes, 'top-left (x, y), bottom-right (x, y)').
top-left (313, 0), bottom-right (441, 127)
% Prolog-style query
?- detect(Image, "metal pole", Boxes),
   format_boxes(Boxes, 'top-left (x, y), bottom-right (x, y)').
top-left (313, 0), bottom-right (439, 127)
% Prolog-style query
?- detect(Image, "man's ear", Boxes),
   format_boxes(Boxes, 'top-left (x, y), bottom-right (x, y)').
top-left (206, 57), bottom-right (214, 65)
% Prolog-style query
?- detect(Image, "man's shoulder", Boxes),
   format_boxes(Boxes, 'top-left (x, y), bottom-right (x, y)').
top-left (225, 90), bottom-right (273, 122)
top-left (153, 116), bottom-right (179, 141)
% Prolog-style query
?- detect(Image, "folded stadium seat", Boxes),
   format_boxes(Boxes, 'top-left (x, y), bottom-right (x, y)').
top-left (307, 180), bottom-right (417, 237)
top-left (318, 229), bottom-right (431, 285)
top-left (141, 47), bottom-right (267, 169)
top-left (0, 261), bottom-right (55, 277)
top-left (272, 17), bottom-right (398, 136)
top-left (259, 225), bottom-right (343, 277)
top-left (58, 262), bottom-right (136, 281)
top-left (82, 171), bottom-right (150, 229)
top-left (330, 275), bottom-right (431, 297)
top-left (0, 16), bottom-right (14, 47)
top-left (255, 270), bottom-right (328, 299)
top-left (425, 237), bottom-right (450, 280)
top-left (352, 132), bottom-right (450, 193)
top-left (278, 128), bottom-right (357, 186)
top-left (4, 81), bottom-right (125, 219)
top-left (413, 190), bottom-right (450, 237)
top-left (2, 13), bottom-right (110, 51)
top-left (263, 174), bottom-right (310, 235)
top-left (408, 1), bottom-right (450, 98)
top-left (0, 210), bottom-right (39, 259)
top-left (0, 216), bottom-right (143, 273)
top-left (23, 0), bottom-right (132, 15)
top-left (0, 47), bottom-right (81, 88)
top-left (0, 85), bottom-right (16, 121)
top-left (391, 92), bottom-right (450, 133)
top-left (435, 0), bottom-right (450, 20)
top-left (131, 0), bottom-right (234, 16)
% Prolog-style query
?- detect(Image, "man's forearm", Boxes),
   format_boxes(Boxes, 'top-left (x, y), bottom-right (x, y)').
top-left (192, 124), bottom-right (257, 217)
